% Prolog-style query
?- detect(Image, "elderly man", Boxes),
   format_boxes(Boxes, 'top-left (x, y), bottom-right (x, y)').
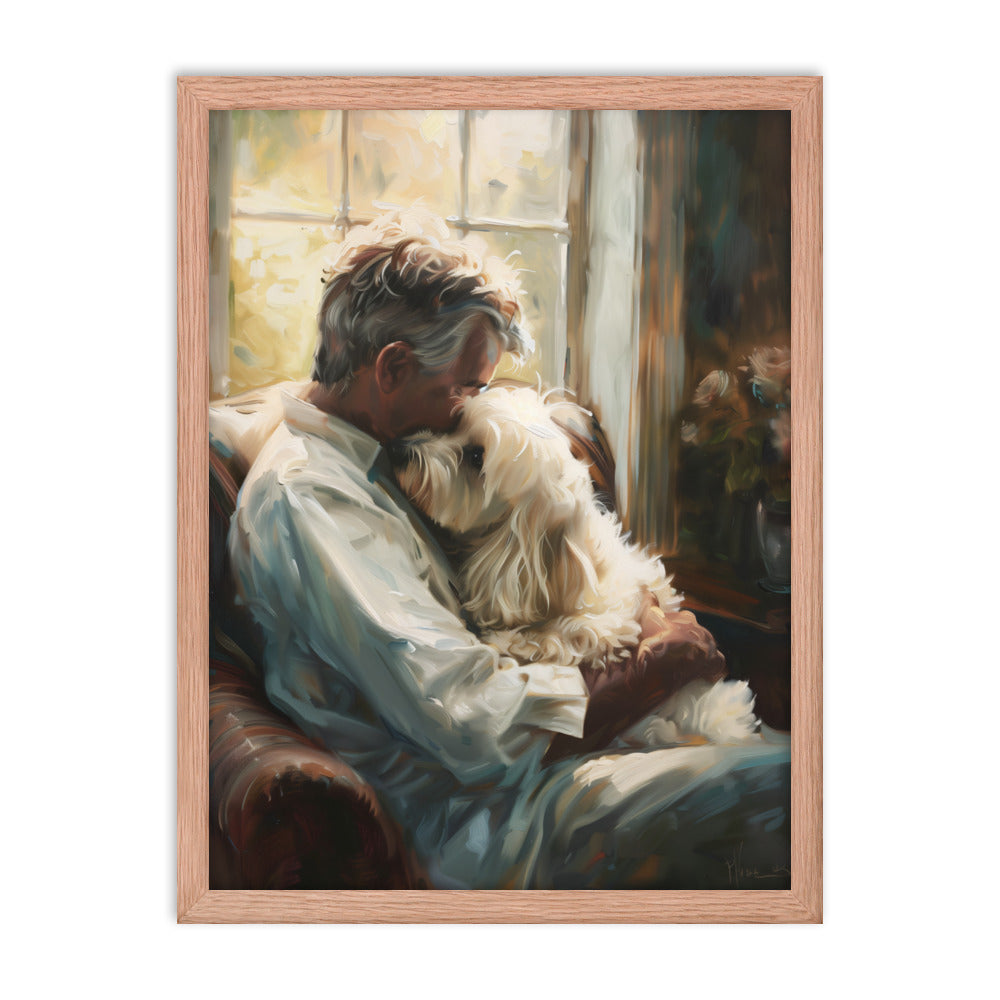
top-left (226, 211), bottom-right (791, 888)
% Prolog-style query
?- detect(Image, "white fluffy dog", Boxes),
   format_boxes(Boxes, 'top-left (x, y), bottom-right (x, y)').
top-left (396, 384), bottom-right (681, 669)
top-left (396, 385), bottom-right (760, 745)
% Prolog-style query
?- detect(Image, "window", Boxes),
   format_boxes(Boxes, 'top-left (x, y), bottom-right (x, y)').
top-left (209, 109), bottom-right (649, 530)
top-left (210, 110), bottom-right (575, 399)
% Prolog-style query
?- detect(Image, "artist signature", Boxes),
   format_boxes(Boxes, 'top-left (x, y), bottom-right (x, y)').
top-left (724, 842), bottom-right (791, 888)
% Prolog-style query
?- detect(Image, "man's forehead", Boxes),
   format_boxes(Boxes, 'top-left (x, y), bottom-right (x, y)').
top-left (460, 325), bottom-right (502, 367)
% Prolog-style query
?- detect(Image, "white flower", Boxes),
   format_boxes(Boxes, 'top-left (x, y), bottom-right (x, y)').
top-left (745, 346), bottom-right (791, 407)
top-left (693, 370), bottom-right (734, 407)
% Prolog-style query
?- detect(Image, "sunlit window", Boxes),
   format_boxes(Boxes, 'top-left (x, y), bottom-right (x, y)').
top-left (214, 110), bottom-right (572, 398)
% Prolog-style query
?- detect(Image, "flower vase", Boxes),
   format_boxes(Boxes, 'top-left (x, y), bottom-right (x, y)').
top-left (756, 496), bottom-right (791, 593)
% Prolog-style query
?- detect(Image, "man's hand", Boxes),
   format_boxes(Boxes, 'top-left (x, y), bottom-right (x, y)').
top-left (544, 602), bottom-right (726, 763)
top-left (604, 604), bottom-right (727, 693)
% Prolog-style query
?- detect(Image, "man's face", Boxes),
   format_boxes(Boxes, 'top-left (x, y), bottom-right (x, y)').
top-left (392, 323), bottom-right (501, 437)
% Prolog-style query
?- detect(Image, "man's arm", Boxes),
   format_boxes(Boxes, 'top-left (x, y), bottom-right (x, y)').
top-left (230, 459), bottom-right (590, 784)
top-left (544, 602), bottom-right (727, 763)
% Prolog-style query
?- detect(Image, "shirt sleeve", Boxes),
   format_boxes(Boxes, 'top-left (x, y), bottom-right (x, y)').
top-left (230, 459), bottom-right (589, 785)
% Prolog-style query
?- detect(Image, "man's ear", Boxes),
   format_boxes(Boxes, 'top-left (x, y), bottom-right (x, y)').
top-left (374, 341), bottom-right (417, 392)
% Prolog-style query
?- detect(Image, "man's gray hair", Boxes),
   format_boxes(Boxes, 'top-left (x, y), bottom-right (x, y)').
top-left (313, 211), bottom-right (533, 392)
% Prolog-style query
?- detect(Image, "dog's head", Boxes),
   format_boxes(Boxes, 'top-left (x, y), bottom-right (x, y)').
top-left (396, 385), bottom-right (594, 534)
top-left (395, 386), bottom-right (603, 628)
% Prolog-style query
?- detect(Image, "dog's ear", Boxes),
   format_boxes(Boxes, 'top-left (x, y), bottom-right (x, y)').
top-left (459, 497), bottom-right (598, 631)
top-left (480, 409), bottom-right (589, 509)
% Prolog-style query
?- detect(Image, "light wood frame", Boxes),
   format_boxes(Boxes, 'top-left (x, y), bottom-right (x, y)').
top-left (178, 75), bottom-right (822, 923)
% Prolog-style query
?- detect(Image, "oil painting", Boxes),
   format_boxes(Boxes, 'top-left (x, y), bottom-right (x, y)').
top-left (185, 78), bottom-right (821, 920)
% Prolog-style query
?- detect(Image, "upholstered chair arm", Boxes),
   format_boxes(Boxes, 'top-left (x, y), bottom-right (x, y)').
top-left (209, 658), bottom-right (423, 889)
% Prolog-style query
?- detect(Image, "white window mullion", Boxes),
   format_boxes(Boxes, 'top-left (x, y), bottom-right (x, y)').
top-left (459, 110), bottom-right (470, 228)
top-left (339, 110), bottom-right (351, 231)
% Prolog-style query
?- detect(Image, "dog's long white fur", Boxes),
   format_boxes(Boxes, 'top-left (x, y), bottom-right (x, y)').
top-left (396, 386), bottom-right (759, 744)
top-left (397, 385), bottom-right (683, 668)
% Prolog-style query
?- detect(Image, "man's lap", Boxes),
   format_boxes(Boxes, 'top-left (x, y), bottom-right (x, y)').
top-left (429, 733), bottom-right (791, 889)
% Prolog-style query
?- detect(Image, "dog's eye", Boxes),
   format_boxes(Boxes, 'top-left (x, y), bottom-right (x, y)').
top-left (462, 445), bottom-right (484, 471)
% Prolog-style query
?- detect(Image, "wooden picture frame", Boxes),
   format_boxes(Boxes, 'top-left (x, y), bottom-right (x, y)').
top-left (178, 75), bottom-right (822, 923)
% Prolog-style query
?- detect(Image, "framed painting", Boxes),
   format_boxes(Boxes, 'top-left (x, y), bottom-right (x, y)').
top-left (178, 75), bottom-right (822, 923)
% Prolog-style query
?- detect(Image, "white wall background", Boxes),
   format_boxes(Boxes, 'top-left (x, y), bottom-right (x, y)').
top-left (4, 3), bottom-right (996, 996)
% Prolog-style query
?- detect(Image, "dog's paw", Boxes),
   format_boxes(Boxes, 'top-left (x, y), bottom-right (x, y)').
top-left (669, 679), bottom-right (761, 744)
top-left (636, 716), bottom-right (684, 746)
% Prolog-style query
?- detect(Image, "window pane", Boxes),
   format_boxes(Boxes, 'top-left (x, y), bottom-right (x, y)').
top-left (349, 111), bottom-right (462, 219)
top-left (468, 111), bottom-right (570, 224)
top-left (227, 219), bottom-right (338, 396)
top-left (232, 110), bottom-right (343, 217)
top-left (469, 228), bottom-right (568, 388)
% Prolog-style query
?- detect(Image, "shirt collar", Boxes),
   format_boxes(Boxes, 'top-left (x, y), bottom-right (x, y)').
top-left (280, 388), bottom-right (386, 474)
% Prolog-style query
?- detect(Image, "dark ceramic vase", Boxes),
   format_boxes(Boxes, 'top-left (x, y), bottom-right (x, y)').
top-left (756, 496), bottom-right (791, 593)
